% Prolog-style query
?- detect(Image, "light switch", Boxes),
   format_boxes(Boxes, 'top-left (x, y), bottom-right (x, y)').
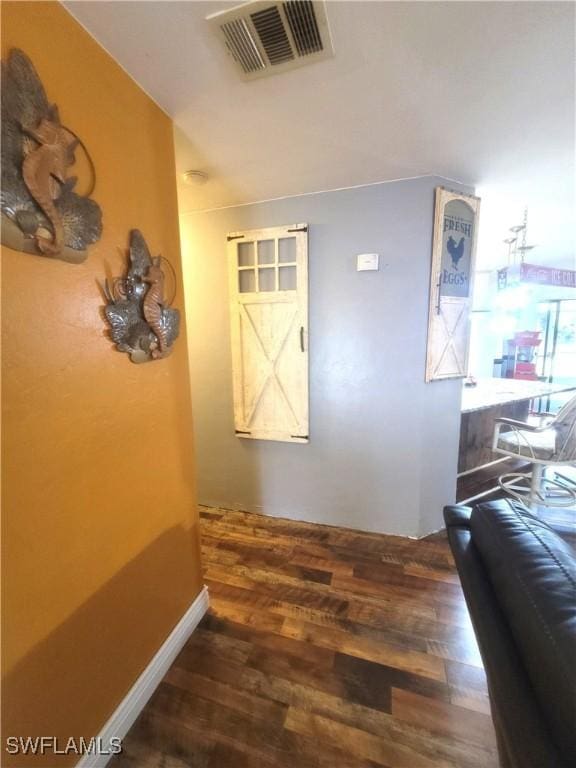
top-left (356, 253), bottom-right (379, 271)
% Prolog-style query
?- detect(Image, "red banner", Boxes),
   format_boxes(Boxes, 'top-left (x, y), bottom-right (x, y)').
top-left (519, 263), bottom-right (576, 288)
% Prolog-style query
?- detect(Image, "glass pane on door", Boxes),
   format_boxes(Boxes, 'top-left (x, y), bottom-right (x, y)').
top-left (258, 268), bottom-right (276, 292)
top-left (279, 265), bottom-right (296, 290)
top-left (554, 300), bottom-right (576, 387)
top-left (239, 270), bottom-right (255, 293)
top-left (238, 242), bottom-right (255, 267)
top-left (258, 240), bottom-right (275, 265)
top-left (278, 237), bottom-right (296, 263)
top-left (535, 299), bottom-right (576, 413)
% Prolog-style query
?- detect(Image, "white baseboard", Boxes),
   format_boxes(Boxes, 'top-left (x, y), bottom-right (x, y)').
top-left (76, 586), bottom-right (209, 768)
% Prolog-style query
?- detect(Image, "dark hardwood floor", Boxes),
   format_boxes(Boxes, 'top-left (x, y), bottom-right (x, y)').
top-left (111, 506), bottom-right (500, 768)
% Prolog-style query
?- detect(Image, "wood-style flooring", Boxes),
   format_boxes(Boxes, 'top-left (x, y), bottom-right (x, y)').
top-left (112, 506), bottom-right (499, 768)
top-left (456, 459), bottom-right (529, 505)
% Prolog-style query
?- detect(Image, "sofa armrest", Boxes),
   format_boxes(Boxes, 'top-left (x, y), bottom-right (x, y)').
top-left (444, 505), bottom-right (472, 528)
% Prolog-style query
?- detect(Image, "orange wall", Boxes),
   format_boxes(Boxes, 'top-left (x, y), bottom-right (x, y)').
top-left (1, 2), bottom-right (203, 764)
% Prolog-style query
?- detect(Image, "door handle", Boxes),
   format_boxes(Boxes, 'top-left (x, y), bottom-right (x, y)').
top-left (300, 326), bottom-right (305, 352)
top-left (436, 272), bottom-right (443, 314)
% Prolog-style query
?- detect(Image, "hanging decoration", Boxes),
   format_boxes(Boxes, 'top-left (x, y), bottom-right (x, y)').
top-left (1, 48), bottom-right (102, 263)
top-left (497, 210), bottom-right (576, 289)
top-left (501, 208), bottom-right (535, 266)
top-left (102, 230), bottom-right (180, 363)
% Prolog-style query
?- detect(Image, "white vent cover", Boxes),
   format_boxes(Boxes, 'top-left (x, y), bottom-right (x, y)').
top-left (207, 1), bottom-right (334, 80)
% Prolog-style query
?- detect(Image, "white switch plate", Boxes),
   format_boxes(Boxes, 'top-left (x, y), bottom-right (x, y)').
top-left (357, 253), bottom-right (379, 271)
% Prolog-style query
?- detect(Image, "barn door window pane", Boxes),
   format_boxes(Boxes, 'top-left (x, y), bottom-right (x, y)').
top-left (257, 240), bottom-right (275, 265)
top-left (278, 237), bottom-right (296, 263)
top-left (258, 267), bottom-right (276, 292)
top-left (279, 265), bottom-right (296, 290)
top-left (238, 242), bottom-right (255, 266)
top-left (239, 269), bottom-right (255, 293)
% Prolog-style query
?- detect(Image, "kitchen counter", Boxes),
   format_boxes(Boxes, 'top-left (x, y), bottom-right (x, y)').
top-left (461, 378), bottom-right (575, 414)
top-left (458, 378), bottom-right (575, 478)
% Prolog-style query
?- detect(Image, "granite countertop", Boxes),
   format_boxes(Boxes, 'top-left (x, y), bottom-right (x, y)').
top-left (461, 378), bottom-right (575, 414)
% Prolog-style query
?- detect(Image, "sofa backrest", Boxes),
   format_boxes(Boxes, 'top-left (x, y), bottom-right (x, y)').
top-left (470, 500), bottom-right (576, 766)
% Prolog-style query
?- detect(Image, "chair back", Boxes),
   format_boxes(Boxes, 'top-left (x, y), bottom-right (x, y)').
top-left (553, 393), bottom-right (576, 461)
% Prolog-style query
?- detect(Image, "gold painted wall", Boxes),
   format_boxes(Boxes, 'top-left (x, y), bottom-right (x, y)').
top-left (1, 3), bottom-right (203, 764)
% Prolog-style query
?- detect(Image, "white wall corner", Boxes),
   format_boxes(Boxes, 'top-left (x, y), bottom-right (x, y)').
top-left (76, 586), bottom-right (210, 768)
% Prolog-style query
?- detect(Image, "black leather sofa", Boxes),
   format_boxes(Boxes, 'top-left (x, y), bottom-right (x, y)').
top-left (443, 498), bottom-right (575, 768)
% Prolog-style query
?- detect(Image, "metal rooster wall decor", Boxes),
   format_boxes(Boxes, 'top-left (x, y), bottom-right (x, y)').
top-left (1, 48), bottom-right (102, 262)
top-left (103, 230), bottom-right (180, 363)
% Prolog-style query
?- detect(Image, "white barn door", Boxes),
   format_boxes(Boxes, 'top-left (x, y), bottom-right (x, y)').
top-left (228, 224), bottom-right (309, 443)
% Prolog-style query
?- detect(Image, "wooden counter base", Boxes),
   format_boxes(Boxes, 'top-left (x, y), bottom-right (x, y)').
top-left (458, 400), bottom-right (529, 475)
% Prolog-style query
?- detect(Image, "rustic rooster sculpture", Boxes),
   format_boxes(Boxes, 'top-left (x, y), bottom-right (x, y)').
top-left (21, 108), bottom-right (79, 255)
top-left (103, 230), bottom-right (180, 363)
top-left (1, 48), bottom-right (102, 261)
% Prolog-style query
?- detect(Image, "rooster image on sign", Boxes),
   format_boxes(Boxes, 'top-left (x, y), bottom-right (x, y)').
top-left (447, 236), bottom-right (465, 270)
top-left (440, 199), bottom-right (474, 298)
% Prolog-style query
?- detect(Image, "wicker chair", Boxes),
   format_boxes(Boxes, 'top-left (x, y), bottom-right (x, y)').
top-left (492, 393), bottom-right (576, 508)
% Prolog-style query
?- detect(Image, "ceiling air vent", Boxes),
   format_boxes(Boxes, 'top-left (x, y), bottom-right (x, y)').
top-left (207, 0), bottom-right (334, 80)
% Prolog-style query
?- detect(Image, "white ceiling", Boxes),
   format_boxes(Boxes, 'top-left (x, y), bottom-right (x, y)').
top-left (65, 0), bottom-right (575, 267)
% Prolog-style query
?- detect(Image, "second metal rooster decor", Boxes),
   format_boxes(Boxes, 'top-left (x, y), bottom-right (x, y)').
top-left (103, 230), bottom-right (180, 363)
top-left (1, 48), bottom-right (102, 262)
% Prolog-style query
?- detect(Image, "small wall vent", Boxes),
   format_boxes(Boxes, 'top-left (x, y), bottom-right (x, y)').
top-left (207, 1), bottom-right (334, 80)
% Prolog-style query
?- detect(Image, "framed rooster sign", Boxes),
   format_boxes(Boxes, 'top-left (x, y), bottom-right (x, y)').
top-left (425, 187), bottom-right (480, 382)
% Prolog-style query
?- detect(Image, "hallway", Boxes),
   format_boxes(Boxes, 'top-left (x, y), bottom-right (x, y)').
top-left (113, 508), bottom-right (498, 768)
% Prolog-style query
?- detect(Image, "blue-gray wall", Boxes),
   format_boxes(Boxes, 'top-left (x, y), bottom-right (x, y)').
top-left (181, 176), bottom-right (469, 537)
